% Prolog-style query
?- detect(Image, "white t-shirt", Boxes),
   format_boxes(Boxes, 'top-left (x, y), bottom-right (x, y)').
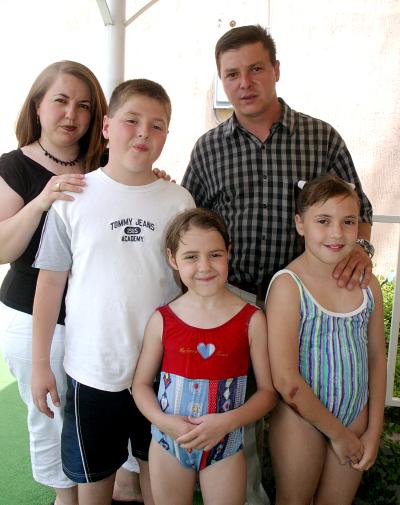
top-left (35, 169), bottom-right (195, 391)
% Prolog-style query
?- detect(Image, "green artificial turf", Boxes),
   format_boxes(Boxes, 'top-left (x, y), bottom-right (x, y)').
top-left (0, 353), bottom-right (203, 504)
top-left (0, 353), bottom-right (55, 504)
top-left (193, 490), bottom-right (203, 504)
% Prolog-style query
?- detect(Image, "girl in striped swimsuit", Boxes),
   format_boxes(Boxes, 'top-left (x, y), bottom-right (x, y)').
top-left (266, 174), bottom-right (386, 505)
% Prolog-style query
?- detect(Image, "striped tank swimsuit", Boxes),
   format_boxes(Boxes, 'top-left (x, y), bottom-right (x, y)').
top-left (271, 269), bottom-right (374, 426)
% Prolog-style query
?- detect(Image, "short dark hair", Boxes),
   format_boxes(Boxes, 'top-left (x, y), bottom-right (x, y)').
top-left (108, 78), bottom-right (171, 124)
top-left (215, 24), bottom-right (277, 75)
top-left (165, 208), bottom-right (230, 258)
top-left (296, 174), bottom-right (360, 216)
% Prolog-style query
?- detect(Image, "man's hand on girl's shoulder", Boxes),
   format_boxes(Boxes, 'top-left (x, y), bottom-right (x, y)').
top-left (333, 247), bottom-right (372, 290)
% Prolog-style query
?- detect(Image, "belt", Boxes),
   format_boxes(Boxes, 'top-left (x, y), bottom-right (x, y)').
top-left (229, 279), bottom-right (270, 300)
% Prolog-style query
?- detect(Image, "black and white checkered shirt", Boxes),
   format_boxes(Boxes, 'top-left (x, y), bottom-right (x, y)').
top-left (182, 99), bottom-right (372, 286)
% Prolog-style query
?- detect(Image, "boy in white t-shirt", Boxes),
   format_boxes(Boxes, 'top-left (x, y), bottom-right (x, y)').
top-left (31, 79), bottom-right (194, 505)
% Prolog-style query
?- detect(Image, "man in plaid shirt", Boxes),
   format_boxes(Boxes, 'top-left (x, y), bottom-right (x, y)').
top-left (182, 24), bottom-right (373, 505)
top-left (182, 24), bottom-right (373, 305)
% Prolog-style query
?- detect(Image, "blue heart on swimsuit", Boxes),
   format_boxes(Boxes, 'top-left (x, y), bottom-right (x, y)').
top-left (197, 343), bottom-right (216, 359)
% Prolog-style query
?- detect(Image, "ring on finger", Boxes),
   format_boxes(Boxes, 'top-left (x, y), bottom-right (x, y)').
top-left (54, 181), bottom-right (62, 192)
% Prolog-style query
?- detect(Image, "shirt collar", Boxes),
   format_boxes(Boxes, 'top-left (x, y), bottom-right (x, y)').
top-left (222, 97), bottom-right (297, 138)
top-left (277, 98), bottom-right (296, 136)
top-left (222, 113), bottom-right (238, 138)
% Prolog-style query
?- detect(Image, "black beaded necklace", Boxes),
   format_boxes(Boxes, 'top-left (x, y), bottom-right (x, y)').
top-left (37, 140), bottom-right (80, 167)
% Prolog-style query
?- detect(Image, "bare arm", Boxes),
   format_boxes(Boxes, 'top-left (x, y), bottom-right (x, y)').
top-left (132, 312), bottom-right (194, 439)
top-left (0, 174), bottom-right (85, 264)
top-left (177, 310), bottom-right (277, 451)
top-left (266, 274), bottom-right (364, 465)
top-left (352, 276), bottom-right (386, 471)
top-left (333, 222), bottom-right (372, 290)
top-left (31, 269), bottom-right (68, 418)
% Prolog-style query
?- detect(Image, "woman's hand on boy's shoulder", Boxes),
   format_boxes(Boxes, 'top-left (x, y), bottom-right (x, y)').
top-left (36, 174), bottom-right (86, 212)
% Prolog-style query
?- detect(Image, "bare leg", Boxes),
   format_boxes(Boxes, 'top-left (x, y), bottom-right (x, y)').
top-left (200, 450), bottom-right (246, 505)
top-left (137, 459), bottom-right (155, 505)
top-left (113, 467), bottom-right (143, 502)
top-left (149, 440), bottom-right (196, 505)
top-left (78, 473), bottom-right (116, 505)
top-left (268, 401), bottom-right (327, 505)
top-left (314, 407), bottom-right (368, 505)
top-left (54, 486), bottom-right (78, 505)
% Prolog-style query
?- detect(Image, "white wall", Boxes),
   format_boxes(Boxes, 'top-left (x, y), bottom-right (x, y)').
top-left (0, 0), bottom-right (106, 152)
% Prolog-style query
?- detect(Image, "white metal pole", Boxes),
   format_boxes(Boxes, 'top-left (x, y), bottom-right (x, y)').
top-left (105, 0), bottom-right (126, 101)
top-left (373, 215), bottom-right (400, 406)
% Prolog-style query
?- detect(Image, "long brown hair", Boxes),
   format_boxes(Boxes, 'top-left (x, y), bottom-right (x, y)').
top-left (16, 60), bottom-right (108, 173)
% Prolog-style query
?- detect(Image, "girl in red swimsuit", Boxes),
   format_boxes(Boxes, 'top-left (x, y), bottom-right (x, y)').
top-left (133, 208), bottom-right (277, 505)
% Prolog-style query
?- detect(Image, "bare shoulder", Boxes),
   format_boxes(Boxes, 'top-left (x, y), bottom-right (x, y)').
top-left (247, 307), bottom-right (267, 347)
top-left (368, 274), bottom-right (383, 304)
top-left (145, 309), bottom-right (164, 333)
top-left (248, 307), bottom-right (267, 329)
top-left (267, 270), bottom-right (300, 302)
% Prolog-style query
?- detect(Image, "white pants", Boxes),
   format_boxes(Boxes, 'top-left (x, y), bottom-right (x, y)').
top-left (0, 303), bottom-right (75, 488)
top-left (122, 441), bottom-right (140, 472)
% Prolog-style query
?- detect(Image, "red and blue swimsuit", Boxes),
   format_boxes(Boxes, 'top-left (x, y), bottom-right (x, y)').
top-left (151, 303), bottom-right (258, 470)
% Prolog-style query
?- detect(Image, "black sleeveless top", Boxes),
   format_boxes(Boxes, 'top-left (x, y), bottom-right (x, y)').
top-left (0, 149), bottom-right (66, 323)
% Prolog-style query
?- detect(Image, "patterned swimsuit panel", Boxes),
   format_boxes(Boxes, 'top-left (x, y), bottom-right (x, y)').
top-left (152, 303), bottom-right (258, 470)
